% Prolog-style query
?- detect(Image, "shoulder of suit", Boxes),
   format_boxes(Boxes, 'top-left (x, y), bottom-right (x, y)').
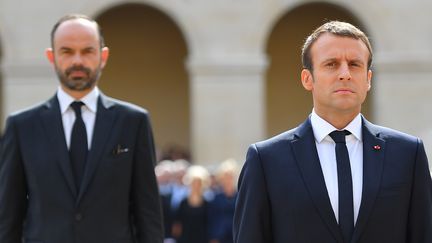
top-left (6, 99), bottom-right (49, 122)
top-left (254, 125), bottom-right (300, 150)
top-left (101, 95), bottom-right (149, 115)
top-left (363, 121), bottom-right (419, 143)
top-left (366, 122), bottom-right (420, 143)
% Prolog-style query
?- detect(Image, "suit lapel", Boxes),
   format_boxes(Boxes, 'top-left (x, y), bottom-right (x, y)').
top-left (76, 95), bottom-right (116, 205)
top-left (40, 96), bottom-right (78, 198)
top-left (351, 118), bottom-right (385, 242)
top-left (291, 119), bottom-right (344, 243)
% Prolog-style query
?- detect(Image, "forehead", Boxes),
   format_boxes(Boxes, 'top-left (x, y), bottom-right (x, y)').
top-left (53, 19), bottom-right (99, 48)
top-left (310, 33), bottom-right (369, 63)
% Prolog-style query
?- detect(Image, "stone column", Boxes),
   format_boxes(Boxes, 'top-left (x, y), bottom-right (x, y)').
top-left (374, 53), bottom-right (432, 167)
top-left (188, 55), bottom-right (268, 165)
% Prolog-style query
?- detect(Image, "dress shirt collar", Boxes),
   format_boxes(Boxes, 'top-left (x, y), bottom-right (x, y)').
top-left (57, 86), bottom-right (99, 114)
top-left (310, 109), bottom-right (362, 143)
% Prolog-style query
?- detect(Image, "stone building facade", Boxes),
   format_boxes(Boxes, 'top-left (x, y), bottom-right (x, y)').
top-left (1, 0), bottom-right (431, 165)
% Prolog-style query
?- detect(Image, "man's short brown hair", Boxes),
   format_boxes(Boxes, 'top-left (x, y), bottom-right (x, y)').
top-left (301, 21), bottom-right (372, 71)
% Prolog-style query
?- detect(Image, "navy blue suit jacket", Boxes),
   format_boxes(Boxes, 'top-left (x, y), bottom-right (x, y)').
top-left (234, 117), bottom-right (432, 243)
top-left (0, 94), bottom-right (163, 243)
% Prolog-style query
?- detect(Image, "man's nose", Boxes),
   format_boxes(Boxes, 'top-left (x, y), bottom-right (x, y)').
top-left (338, 63), bottom-right (352, 81)
top-left (71, 54), bottom-right (83, 65)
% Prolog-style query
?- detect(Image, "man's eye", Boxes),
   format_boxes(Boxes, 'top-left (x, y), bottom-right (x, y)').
top-left (83, 49), bottom-right (95, 54)
top-left (60, 50), bottom-right (72, 55)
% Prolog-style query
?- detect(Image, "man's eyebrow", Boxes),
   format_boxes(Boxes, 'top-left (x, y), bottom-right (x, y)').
top-left (348, 58), bottom-right (366, 64)
top-left (82, 46), bottom-right (97, 51)
top-left (58, 46), bottom-right (73, 51)
top-left (321, 58), bottom-right (338, 63)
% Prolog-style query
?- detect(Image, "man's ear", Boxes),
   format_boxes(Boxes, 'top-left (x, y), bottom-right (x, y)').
top-left (367, 69), bottom-right (372, 91)
top-left (301, 69), bottom-right (314, 91)
top-left (100, 47), bottom-right (109, 68)
top-left (45, 48), bottom-right (55, 64)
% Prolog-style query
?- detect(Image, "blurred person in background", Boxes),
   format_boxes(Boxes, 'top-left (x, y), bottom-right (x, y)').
top-left (155, 160), bottom-right (176, 243)
top-left (172, 165), bottom-right (211, 243)
top-left (170, 159), bottom-right (190, 212)
top-left (208, 159), bottom-right (239, 243)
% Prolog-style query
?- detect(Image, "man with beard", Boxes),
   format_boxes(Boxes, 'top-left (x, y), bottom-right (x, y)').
top-left (0, 14), bottom-right (163, 243)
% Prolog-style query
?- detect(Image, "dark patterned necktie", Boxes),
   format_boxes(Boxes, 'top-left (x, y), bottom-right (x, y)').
top-left (329, 130), bottom-right (354, 243)
top-left (69, 101), bottom-right (88, 191)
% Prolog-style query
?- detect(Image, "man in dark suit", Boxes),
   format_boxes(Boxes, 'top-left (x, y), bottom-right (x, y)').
top-left (0, 14), bottom-right (163, 243)
top-left (233, 21), bottom-right (432, 243)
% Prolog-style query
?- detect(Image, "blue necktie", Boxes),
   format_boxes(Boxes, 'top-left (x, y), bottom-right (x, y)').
top-left (329, 130), bottom-right (354, 243)
top-left (69, 101), bottom-right (88, 191)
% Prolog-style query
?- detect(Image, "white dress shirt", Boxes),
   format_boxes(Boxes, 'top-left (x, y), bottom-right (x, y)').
top-left (310, 110), bottom-right (363, 224)
top-left (57, 86), bottom-right (99, 150)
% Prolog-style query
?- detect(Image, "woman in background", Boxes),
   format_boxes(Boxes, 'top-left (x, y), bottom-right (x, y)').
top-left (208, 159), bottom-right (239, 243)
top-left (172, 165), bottom-right (211, 243)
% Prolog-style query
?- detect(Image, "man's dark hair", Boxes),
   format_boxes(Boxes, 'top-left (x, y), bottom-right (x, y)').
top-left (50, 14), bottom-right (105, 49)
top-left (301, 21), bottom-right (373, 71)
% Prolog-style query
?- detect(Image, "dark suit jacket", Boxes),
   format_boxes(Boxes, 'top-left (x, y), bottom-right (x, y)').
top-left (0, 94), bottom-right (163, 243)
top-left (233, 117), bottom-right (432, 243)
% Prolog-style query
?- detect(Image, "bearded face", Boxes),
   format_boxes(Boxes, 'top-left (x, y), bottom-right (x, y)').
top-left (47, 19), bottom-right (109, 95)
top-left (55, 62), bottom-right (102, 91)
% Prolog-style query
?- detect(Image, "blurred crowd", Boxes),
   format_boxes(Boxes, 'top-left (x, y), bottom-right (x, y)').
top-left (155, 157), bottom-right (239, 243)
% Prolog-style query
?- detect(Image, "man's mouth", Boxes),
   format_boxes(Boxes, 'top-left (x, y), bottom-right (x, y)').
top-left (334, 88), bottom-right (354, 94)
top-left (69, 71), bottom-right (87, 78)
top-left (66, 66), bottom-right (90, 79)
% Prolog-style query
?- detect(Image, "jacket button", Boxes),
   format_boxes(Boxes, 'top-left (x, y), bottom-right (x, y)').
top-left (75, 213), bottom-right (83, 221)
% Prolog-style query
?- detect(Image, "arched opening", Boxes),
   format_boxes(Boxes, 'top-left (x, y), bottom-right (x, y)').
top-left (266, 3), bottom-right (372, 137)
top-left (96, 4), bottom-right (190, 159)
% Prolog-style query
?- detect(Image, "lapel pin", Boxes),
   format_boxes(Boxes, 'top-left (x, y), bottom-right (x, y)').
top-left (373, 145), bottom-right (381, 150)
top-left (112, 144), bottom-right (129, 155)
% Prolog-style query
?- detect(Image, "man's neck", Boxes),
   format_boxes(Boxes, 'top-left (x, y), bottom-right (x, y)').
top-left (314, 108), bottom-right (360, 130)
top-left (61, 86), bottom-right (94, 100)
